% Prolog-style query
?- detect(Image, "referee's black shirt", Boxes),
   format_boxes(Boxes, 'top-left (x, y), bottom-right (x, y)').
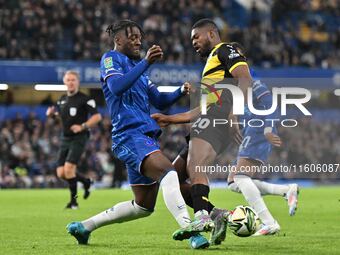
top-left (56, 92), bottom-right (98, 137)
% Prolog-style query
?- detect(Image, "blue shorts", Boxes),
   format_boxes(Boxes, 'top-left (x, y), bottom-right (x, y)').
top-left (112, 132), bottom-right (160, 185)
top-left (237, 130), bottom-right (272, 164)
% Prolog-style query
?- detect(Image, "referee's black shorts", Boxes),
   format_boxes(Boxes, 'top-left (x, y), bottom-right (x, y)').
top-left (57, 133), bottom-right (89, 167)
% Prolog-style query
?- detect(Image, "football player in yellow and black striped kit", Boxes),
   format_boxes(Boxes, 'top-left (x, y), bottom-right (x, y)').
top-left (152, 19), bottom-right (253, 245)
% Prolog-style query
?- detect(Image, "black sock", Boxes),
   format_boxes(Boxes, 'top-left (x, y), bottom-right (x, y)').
top-left (180, 183), bottom-right (193, 208)
top-left (191, 184), bottom-right (212, 213)
top-left (181, 183), bottom-right (215, 211)
top-left (76, 173), bottom-right (89, 186)
top-left (67, 177), bottom-right (78, 203)
top-left (207, 201), bottom-right (215, 213)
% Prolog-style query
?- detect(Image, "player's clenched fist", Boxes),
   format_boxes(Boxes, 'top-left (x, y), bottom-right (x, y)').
top-left (145, 45), bottom-right (163, 64)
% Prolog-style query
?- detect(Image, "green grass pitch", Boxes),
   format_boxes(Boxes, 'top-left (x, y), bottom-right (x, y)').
top-left (0, 187), bottom-right (339, 255)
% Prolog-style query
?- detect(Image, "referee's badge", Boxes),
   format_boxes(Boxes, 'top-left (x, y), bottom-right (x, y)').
top-left (69, 107), bottom-right (77, 116)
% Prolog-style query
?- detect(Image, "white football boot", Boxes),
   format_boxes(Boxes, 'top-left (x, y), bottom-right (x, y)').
top-left (286, 184), bottom-right (299, 216)
top-left (253, 221), bottom-right (280, 236)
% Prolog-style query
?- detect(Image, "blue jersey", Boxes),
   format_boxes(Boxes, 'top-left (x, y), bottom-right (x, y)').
top-left (239, 77), bottom-right (278, 135)
top-left (237, 70), bottom-right (278, 164)
top-left (100, 50), bottom-right (161, 141)
top-left (100, 50), bottom-right (183, 185)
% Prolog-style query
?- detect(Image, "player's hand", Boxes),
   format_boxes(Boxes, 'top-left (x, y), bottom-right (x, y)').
top-left (151, 113), bottom-right (170, 127)
top-left (70, 124), bottom-right (83, 134)
top-left (230, 124), bottom-right (243, 145)
top-left (145, 45), bottom-right (163, 64)
top-left (265, 132), bottom-right (282, 147)
top-left (181, 82), bottom-right (191, 95)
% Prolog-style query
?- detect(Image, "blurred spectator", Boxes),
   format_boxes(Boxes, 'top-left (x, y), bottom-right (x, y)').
top-left (0, 0), bottom-right (339, 67)
top-left (1, 111), bottom-right (338, 188)
top-left (0, 113), bottom-right (126, 188)
top-left (40, 94), bottom-right (54, 106)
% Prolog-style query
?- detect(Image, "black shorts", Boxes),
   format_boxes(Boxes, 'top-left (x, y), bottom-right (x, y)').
top-left (57, 133), bottom-right (88, 167)
top-left (178, 136), bottom-right (190, 161)
top-left (190, 103), bottom-right (232, 155)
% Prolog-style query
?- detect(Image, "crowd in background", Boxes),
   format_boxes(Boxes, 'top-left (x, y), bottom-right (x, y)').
top-left (1, 113), bottom-right (339, 188)
top-left (0, 0), bottom-right (340, 67)
top-left (0, 0), bottom-right (339, 188)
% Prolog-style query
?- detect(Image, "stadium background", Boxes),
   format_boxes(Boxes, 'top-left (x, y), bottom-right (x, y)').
top-left (0, 0), bottom-right (339, 189)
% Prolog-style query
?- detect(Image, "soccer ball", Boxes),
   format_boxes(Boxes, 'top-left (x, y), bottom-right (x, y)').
top-left (228, 205), bottom-right (258, 237)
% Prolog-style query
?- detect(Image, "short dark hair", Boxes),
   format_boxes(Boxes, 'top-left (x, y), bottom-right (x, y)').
top-left (106, 20), bottom-right (144, 38)
top-left (192, 18), bottom-right (218, 31)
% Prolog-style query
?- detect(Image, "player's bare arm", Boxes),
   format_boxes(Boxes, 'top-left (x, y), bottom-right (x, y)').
top-left (230, 64), bottom-right (252, 99)
top-left (151, 106), bottom-right (200, 127)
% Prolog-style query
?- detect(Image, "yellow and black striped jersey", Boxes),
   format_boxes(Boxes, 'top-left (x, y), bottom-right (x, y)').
top-left (201, 42), bottom-right (248, 105)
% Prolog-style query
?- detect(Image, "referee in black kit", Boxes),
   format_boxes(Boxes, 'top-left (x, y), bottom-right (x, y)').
top-left (46, 70), bottom-right (102, 209)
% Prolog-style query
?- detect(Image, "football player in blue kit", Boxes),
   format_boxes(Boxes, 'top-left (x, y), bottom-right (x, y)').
top-left (66, 20), bottom-right (210, 248)
top-left (227, 42), bottom-right (299, 236)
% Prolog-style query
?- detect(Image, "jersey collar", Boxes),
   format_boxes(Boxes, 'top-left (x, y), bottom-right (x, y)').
top-left (211, 42), bottom-right (225, 54)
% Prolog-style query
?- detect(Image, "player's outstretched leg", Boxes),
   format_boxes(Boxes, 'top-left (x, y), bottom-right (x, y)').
top-left (233, 159), bottom-right (280, 236)
top-left (67, 199), bottom-right (153, 245)
top-left (253, 181), bottom-right (299, 216)
top-left (228, 181), bottom-right (281, 236)
top-left (234, 174), bottom-right (280, 236)
top-left (229, 179), bottom-right (299, 216)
